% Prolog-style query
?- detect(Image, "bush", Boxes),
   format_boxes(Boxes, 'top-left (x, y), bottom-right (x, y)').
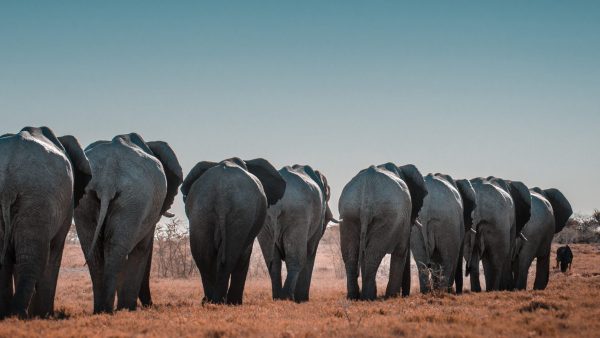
top-left (554, 210), bottom-right (600, 244)
top-left (154, 218), bottom-right (197, 278)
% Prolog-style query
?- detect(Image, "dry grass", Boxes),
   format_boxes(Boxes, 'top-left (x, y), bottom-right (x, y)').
top-left (1, 229), bottom-right (599, 337)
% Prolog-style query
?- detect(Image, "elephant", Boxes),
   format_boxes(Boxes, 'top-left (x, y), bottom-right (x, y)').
top-left (338, 163), bottom-right (427, 300)
top-left (464, 177), bottom-right (531, 292)
top-left (513, 188), bottom-right (572, 290)
top-left (74, 133), bottom-right (182, 313)
top-left (257, 165), bottom-right (337, 302)
top-left (181, 157), bottom-right (286, 305)
top-left (556, 245), bottom-right (573, 273)
top-left (410, 173), bottom-right (476, 294)
top-left (0, 126), bottom-right (91, 318)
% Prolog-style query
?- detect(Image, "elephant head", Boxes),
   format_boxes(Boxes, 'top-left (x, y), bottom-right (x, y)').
top-left (181, 157), bottom-right (286, 206)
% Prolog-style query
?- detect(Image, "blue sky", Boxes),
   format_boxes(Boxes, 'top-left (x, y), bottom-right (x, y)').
top-left (1, 1), bottom-right (599, 217)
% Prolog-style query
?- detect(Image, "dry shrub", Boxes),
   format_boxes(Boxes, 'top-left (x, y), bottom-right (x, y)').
top-left (322, 226), bottom-right (345, 279)
top-left (554, 211), bottom-right (600, 244)
top-left (154, 218), bottom-right (197, 278)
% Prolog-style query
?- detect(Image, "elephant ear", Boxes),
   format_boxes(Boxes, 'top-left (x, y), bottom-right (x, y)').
top-left (315, 170), bottom-right (331, 202)
top-left (245, 158), bottom-right (286, 206)
top-left (397, 164), bottom-right (428, 223)
top-left (543, 188), bottom-right (573, 233)
top-left (58, 135), bottom-right (93, 208)
top-left (456, 179), bottom-right (477, 231)
top-left (147, 141), bottom-right (184, 216)
top-left (508, 181), bottom-right (532, 235)
top-left (181, 161), bottom-right (218, 202)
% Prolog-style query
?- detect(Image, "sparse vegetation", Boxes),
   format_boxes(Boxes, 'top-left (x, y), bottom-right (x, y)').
top-left (153, 218), bottom-right (196, 278)
top-left (554, 211), bottom-right (600, 244)
top-left (1, 227), bottom-right (599, 337)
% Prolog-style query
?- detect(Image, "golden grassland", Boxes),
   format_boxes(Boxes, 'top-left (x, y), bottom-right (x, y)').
top-left (1, 237), bottom-right (599, 337)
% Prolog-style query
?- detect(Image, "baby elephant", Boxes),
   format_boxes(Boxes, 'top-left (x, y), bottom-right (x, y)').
top-left (555, 245), bottom-right (573, 273)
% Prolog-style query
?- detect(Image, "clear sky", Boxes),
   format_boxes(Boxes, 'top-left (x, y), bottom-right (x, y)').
top-left (1, 1), bottom-right (599, 219)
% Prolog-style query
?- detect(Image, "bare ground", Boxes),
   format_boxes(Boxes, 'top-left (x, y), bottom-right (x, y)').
top-left (1, 229), bottom-right (599, 337)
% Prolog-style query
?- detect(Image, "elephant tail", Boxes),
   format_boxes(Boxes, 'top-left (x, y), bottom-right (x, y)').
top-left (0, 195), bottom-right (15, 266)
top-left (217, 212), bottom-right (227, 266)
top-left (358, 201), bottom-right (371, 275)
top-left (87, 189), bottom-right (115, 260)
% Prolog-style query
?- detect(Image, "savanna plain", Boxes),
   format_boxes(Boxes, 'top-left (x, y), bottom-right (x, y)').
top-left (0, 226), bottom-right (599, 338)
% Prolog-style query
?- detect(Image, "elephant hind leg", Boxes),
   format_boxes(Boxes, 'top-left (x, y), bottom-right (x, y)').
top-left (138, 237), bottom-right (153, 308)
top-left (11, 235), bottom-right (49, 318)
top-left (340, 218), bottom-right (360, 300)
top-left (0, 261), bottom-right (14, 319)
top-left (117, 233), bottom-right (154, 311)
top-left (30, 218), bottom-right (71, 318)
top-left (401, 252), bottom-right (411, 297)
top-left (226, 244), bottom-right (253, 305)
top-left (533, 255), bottom-right (550, 290)
top-left (455, 245), bottom-right (464, 295)
top-left (294, 243), bottom-right (319, 303)
top-left (385, 243), bottom-right (409, 298)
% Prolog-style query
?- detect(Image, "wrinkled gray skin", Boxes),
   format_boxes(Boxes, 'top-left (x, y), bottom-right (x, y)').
top-left (182, 158), bottom-right (286, 305)
top-left (464, 177), bottom-right (531, 292)
top-left (411, 174), bottom-right (475, 294)
top-left (339, 163), bottom-right (427, 300)
top-left (258, 165), bottom-right (337, 302)
top-left (513, 188), bottom-right (572, 290)
top-left (74, 133), bottom-right (182, 313)
top-left (0, 127), bottom-right (91, 318)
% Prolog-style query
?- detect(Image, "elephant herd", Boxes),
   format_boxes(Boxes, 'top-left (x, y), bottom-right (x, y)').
top-left (0, 127), bottom-right (573, 319)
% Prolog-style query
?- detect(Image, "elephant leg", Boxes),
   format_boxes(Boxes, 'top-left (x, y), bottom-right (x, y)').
top-left (469, 249), bottom-right (482, 292)
top-left (401, 252), bottom-right (411, 297)
top-left (361, 251), bottom-right (386, 301)
top-left (340, 218), bottom-right (360, 300)
top-left (190, 233), bottom-right (217, 304)
top-left (294, 239), bottom-right (319, 303)
top-left (11, 235), bottom-right (48, 318)
top-left (0, 261), bottom-right (14, 318)
top-left (212, 266), bottom-right (230, 304)
top-left (98, 243), bottom-right (128, 313)
top-left (138, 237), bottom-right (154, 307)
top-left (268, 249), bottom-right (283, 300)
top-left (117, 233), bottom-right (153, 311)
top-left (385, 244), bottom-right (409, 298)
top-left (226, 244), bottom-right (253, 305)
top-left (482, 256), bottom-right (503, 291)
top-left (533, 255), bottom-right (550, 290)
top-left (258, 228), bottom-right (283, 300)
top-left (514, 251), bottom-right (534, 290)
top-left (281, 236), bottom-right (307, 301)
top-left (455, 245), bottom-right (464, 295)
top-left (29, 218), bottom-right (70, 318)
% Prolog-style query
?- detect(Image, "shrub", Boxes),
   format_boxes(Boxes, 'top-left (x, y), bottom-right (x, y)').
top-left (154, 218), bottom-right (197, 278)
